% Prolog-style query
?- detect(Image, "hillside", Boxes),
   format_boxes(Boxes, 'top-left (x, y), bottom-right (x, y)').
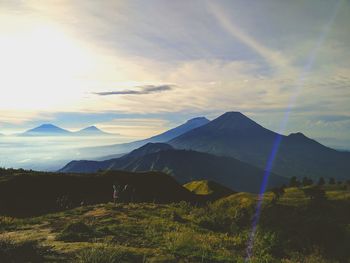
top-left (183, 180), bottom-right (234, 199)
top-left (60, 143), bottom-right (288, 193)
top-left (1, 183), bottom-right (349, 262)
top-left (170, 112), bottom-right (350, 180)
top-left (0, 169), bottom-right (198, 217)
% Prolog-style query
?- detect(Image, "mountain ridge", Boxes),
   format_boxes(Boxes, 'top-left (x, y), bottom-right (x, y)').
top-left (59, 143), bottom-right (288, 193)
top-left (169, 112), bottom-right (350, 180)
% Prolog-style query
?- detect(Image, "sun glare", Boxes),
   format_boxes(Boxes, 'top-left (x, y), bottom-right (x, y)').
top-left (0, 21), bottom-right (94, 110)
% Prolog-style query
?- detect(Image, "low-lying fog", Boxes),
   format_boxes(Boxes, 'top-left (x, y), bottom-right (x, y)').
top-left (0, 135), bottom-right (133, 171)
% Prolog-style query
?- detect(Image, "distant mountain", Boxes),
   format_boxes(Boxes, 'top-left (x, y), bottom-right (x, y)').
top-left (22, 124), bottom-right (71, 136)
top-left (184, 180), bottom-right (235, 199)
top-left (170, 112), bottom-right (350, 180)
top-left (59, 143), bottom-right (174, 174)
top-left (59, 143), bottom-right (288, 193)
top-left (147, 117), bottom-right (210, 142)
top-left (80, 117), bottom-right (210, 158)
top-left (20, 124), bottom-right (111, 137)
top-left (74, 126), bottom-right (111, 136)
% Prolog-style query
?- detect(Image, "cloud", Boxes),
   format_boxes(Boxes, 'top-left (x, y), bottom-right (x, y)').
top-left (313, 115), bottom-right (350, 123)
top-left (93, 84), bottom-right (174, 96)
top-left (206, 1), bottom-right (295, 76)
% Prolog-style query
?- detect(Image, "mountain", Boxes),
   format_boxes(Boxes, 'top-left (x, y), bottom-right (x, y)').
top-left (20, 124), bottom-right (111, 137)
top-left (59, 143), bottom-right (174, 174)
top-left (170, 112), bottom-right (350, 180)
top-left (184, 180), bottom-right (235, 199)
top-left (21, 124), bottom-right (71, 136)
top-left (80, 117), bottom-right (210, 158)
top-left (146, 117), bottom-right (210, 142)
top-left (74, 126), bottom-right (111, 136)
top-left (59, 143), bottom-right (288, 193)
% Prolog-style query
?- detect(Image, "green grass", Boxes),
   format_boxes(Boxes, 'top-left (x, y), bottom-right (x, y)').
top-left (184, 180), bottom-right (234, 197)
top-left (0, 186), bottom-right (349, 262)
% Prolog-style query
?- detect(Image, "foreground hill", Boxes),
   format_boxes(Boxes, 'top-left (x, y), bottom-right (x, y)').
top-left (0, 184), bottom-right (349, 262)
top-left (170, 112), bottom-right (350, 180)
top-left (60, 143), bottom-right (288, 193)
top-left (80, 117), bottom-right (209, 158)
top-left (184, 180), bottom-right (234, 199)
top-left (0, 169), bottom-right (198, 217)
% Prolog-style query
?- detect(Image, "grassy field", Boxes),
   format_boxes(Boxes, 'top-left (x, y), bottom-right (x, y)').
top-left (1, 185), bottom-right (349, 262)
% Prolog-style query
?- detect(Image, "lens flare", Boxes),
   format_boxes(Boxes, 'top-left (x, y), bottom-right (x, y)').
top-left (245, 0), bottom-right (343, 260)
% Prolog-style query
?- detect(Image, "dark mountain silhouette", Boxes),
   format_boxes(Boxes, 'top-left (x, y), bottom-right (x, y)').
top-left (0, 170), bottom-right (198, 217)
top-left (170, 112), bottom-right (350, 180)
top-left (59, 143), bottom-right (288, 193)
top-left (80, 117), bottom-right (210, 158)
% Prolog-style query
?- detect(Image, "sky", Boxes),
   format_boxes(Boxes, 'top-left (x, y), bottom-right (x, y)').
top-left (0, 0), bottom-right (350, 148)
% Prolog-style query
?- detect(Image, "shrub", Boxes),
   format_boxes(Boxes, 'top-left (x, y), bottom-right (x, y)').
top-left (57, 221), bottom-right (96, 242)
top-left (0, 239), bottom-right (45, 263)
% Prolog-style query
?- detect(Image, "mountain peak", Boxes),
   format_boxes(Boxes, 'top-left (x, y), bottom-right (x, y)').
top-left (24, 124), bottom-right (70, 135)
top-left (287, 132), bottom-right (309, 141)
top-left (80, 126), bottom-right (100, 132)
top-left (219, 111), bottom-right (248, 120)
top-left (37, 123), bottom-right (59, 129)
top-left (207, 111), bottom-right (264, 132)
top-left (76, 125), bottom-right (110, 135)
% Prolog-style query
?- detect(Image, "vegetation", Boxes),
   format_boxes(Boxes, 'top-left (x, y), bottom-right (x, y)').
top-left (183, 180), bottom-right (234, 199)
top-left (0, 181), bottom-right (349, 262)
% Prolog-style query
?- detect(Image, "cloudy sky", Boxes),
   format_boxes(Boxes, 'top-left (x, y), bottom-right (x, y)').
top-left (0, 0), bottom-right (349, 147)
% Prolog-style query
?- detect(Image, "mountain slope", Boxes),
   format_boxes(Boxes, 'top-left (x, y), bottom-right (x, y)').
top-left (170, 112), bottom-right (350, 180)
top-left (184, 180), bottom-right (234, 199)
top-left (59, 143), bottom-right (288, 193)
top-left (59, 143), bottom-right (174, 174)
top-left (80, 117), bottom-right (210, 158)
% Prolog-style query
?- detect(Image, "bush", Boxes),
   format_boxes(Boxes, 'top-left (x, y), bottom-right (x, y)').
top-left (57, 221), bottom-right (96, 242)
top-left (0, 239), bottom-right (45, 263)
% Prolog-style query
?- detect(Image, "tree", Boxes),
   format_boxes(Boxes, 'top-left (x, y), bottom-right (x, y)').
top-left (302, 177), bottom-right (313, 187)
top-left (329, 177), bottom-right (336, 185)
top-left (289, 176), bottom-right (300, 187)
top-left (317, 177), bottom-right (325, 186)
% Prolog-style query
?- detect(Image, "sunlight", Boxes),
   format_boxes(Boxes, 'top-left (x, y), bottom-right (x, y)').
top-left (0, 21), bottom-right (94, 110)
